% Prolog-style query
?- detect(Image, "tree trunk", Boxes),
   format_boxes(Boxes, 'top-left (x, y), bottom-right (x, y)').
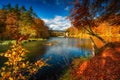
top-left (90, 37), bottom-right (100, 56)
top-left (84, 26), bottom-right (107, 45)
top-left (92, 33), bottom-right (106, 45)
top-left (83, 25), bottom-right (107, 56)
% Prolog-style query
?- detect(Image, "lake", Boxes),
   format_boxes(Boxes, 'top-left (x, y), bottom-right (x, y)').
top-left (0, 37), bottom-right (92, 80)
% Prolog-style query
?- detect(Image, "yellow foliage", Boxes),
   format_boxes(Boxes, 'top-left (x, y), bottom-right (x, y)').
top-left (0, 44), bottom-right (47, 80)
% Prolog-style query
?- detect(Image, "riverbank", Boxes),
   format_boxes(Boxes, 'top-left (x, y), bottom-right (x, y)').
top-left (60, 42), bottom-right (120, 80)
top-left (0, 38), bottom-right (46, 45)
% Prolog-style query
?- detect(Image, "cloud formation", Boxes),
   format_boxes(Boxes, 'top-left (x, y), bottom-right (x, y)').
top-left (64, 6), bottom-right (69, 11)
top-left (42, 16), bottom-right (71, 30)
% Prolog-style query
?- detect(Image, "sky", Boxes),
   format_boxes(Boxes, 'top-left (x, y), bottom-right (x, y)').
top-left (0, 0), bottom-right (72, 30)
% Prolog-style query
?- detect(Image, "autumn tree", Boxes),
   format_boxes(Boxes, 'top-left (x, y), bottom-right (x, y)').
top-left (34, 18), bottom-right (49, 38)
top-left (18, 6), bottom-right (37, 38)
top-left (69, 0), bottom-right (120, 45)
top-left (67, 26), bottom-right (79, 37)
top-left (0, 10), bottom-right (6, 33)
top-left (0, 4), bottom-right (20, 40)
top-left (5, 12), bottom-right (19, 39)
top-left (0, 4), bottom-right (50, 42)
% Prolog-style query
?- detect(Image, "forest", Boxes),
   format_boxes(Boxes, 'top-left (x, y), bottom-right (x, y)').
top-left (0, 0), bottom-right (120, 80)
top-left (60, 0), bottom-right (120, 80)
top-left (0, 4), bottom-right (50, 41)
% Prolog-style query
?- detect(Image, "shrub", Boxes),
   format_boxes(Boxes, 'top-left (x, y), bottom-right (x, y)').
top-left (0, 44), bottom-right (46, 80)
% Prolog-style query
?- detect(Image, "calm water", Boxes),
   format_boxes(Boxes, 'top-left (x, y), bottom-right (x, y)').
top-left (0, 37), bottom-right (92, 80)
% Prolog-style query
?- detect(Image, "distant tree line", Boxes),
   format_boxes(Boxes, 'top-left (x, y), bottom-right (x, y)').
top-left (0, 3), bottom-right (50, 40)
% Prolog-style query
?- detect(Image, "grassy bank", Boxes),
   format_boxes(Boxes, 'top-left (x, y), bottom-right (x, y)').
top-left (0, 38), bottom-right (46, 45)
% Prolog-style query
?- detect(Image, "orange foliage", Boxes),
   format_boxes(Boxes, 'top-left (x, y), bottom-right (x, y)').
top-left (6, 13), bottom-right (18, 25)
top-left (0, 10), bottom-right (6, 23)
top-left (0, 4), bottom-right (50, 39)
top-left (34, 18), bottom-right (49, 38)
top-left (67, 26), bottom-right (79, 37)
top-left (74, 42), bottom-right (120, 80)
top-left (77, 61), bottom-right (88, 75)
top-left (94, 22), bottom-right (120, 37)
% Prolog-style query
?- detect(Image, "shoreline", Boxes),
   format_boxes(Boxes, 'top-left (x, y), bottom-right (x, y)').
top-left (60, 41), bottom-right (120, 80)
top-left (0, 38), bottom-right (46, 45)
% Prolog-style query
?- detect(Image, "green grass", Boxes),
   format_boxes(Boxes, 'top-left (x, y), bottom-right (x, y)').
top-left (0, 38), bottom-right (46, 45)
top-left (59, 68), bottom-right (71, 80)
top-left (0, 40), bottom-right (16, 45)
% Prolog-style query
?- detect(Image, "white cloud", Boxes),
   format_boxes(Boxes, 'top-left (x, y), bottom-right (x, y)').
top-left (42, 16), bottom-right (71, 30)
top-left (65, 6), bottom-right (69, 11)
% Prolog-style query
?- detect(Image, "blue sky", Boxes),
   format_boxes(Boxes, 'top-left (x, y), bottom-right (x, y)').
top-left (0, 0), bottom-right (72, 30)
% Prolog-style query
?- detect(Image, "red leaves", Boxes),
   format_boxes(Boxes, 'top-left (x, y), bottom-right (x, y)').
top-left (16, 34), bottom-right (30, 44)
top-left (6, 13), bottom-right (18, 25)
top-left (77, 61), bottom-right (88, 75)
top-left (69, 0), bottom-right (120, 31)
top-left (72, 42), bottom-right (120, 80)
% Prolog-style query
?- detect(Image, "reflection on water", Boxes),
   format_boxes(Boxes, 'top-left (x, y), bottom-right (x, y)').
top-left (0, 37), bottom-right (92, 80)
top-left (29, 37), bottom-right (92, 80)
top-left (43, 37), bottom-right (91, 59)
top-left (22, 40), bottom-right (47, 62)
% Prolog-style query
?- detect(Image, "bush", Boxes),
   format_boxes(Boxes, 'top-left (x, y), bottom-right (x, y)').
top-left (0, 44), bottom-right (46, 80)
top-left (60, 56), bottom-right (91, 80)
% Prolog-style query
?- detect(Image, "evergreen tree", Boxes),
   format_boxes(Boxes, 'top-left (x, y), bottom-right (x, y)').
top-left (20, 6), bottom-right (26, 12)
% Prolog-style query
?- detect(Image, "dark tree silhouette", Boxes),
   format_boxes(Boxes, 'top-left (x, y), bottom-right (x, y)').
top-left (69, 0), bottom-right (120, 44)
top-left (0, 10), bottom-right (6, 33)
top-left (20, 6), bottom-right (26, 12)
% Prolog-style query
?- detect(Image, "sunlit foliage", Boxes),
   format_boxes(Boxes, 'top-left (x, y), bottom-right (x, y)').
top-left (34, 18), bottom-right (50, 38)
top-left (66, 26), bottom-right (79, 37)
top-left (0, 44), bottom-right (46, 80)
top-left (69, 0), bottom-right (120, 44)
top-left (0, 4), bottom-right (50, 40)
top-left (67, 22), bottom-right (120, 39)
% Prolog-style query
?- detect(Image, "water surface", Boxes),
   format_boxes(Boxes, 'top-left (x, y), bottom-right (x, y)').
top-left (0, 37), bottom-right (92, 80)
top-left (27, 37), bottom-right (92, 80)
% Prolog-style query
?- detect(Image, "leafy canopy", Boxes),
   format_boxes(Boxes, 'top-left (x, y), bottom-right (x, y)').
top-left (69, 0), bottom-right (120, 29)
